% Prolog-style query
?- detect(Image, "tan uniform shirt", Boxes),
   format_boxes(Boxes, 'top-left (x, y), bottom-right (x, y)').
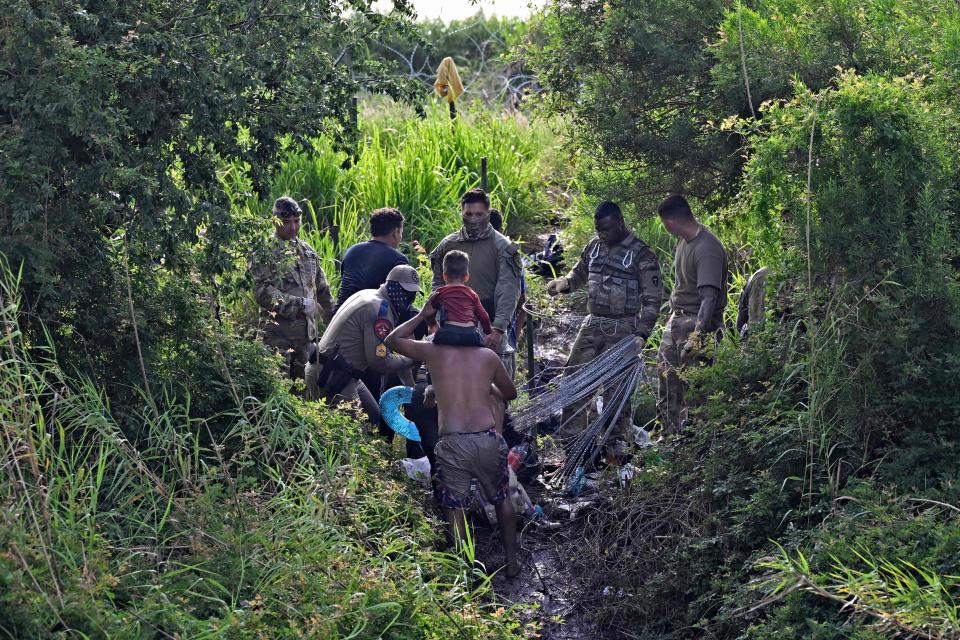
top-left (430, 225), bottom-right (522, 332)
top-left (669, 226), bottom-right (728, 330)
top-left (250, 236), bottom-right (335, 341)
top-left (564, 232), bottom-right (663, 339)
top-left (317, 287), bottom-right (413, 374)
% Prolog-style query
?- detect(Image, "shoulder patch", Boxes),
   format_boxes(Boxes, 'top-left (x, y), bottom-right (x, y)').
top-left (374, 319), bottom-right (392, 341)
top-left (375, 343), bottom-right (388, 358)
top-left (497, 239), bottom-right (520, 256)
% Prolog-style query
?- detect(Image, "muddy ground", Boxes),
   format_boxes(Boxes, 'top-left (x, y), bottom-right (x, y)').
top-left (478, 477), bottom-right (602, 639)
top-left (482, 296), bottom-right (600, 639)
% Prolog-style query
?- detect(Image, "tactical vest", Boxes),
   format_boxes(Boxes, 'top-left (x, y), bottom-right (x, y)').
top-left (586, 238), bottom-right (645, 318)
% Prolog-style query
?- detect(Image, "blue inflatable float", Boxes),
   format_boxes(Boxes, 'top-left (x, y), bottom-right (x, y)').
top-left (379, 386), bottom-right (420, 442)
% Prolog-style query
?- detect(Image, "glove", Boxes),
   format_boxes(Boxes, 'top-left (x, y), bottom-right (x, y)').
top-left (634, 334), bottom-right (646, 355)
top-left (546, 277), bottom-right (568, 296)
top-left (680, 330), bottom-right (703, 366)
top-left (302, 297), bottom-right (317, 315)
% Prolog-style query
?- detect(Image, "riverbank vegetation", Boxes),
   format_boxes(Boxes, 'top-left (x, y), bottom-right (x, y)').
top-left (2, 1), bottom-right (959, 638)
top-left (528, 1), bottom-right (960, 637)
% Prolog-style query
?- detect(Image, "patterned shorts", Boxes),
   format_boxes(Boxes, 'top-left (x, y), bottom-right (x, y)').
top-left (434, 428), bottom-right (509, 509)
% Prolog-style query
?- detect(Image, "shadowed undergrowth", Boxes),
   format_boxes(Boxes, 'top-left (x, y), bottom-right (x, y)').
top-left (0, 261), bottom-right (521, 639)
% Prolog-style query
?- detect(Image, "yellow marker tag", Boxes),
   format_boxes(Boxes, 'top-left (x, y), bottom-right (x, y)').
top-left (375, 343), bottom-right (387, 358)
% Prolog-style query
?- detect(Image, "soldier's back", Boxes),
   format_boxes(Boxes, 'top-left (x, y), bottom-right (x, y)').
top-left (318, 289), bottom-right (379, 368)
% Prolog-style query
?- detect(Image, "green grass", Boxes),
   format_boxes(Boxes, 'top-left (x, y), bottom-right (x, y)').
top-left (0, 260), bottom-right (521, 639)
top-left (222, 101), bottom-right (564, 309)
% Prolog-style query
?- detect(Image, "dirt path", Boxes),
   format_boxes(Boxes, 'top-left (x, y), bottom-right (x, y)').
top-left (482, 296), bottom-right (601, 638)
top-left (477, 478), bottom-right (598, 639)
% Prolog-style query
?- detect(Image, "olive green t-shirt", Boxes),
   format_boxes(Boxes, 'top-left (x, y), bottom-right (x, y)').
top-left (669, 226), bottom-right (728, 329)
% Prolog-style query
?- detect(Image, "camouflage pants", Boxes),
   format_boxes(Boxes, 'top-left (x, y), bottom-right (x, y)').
top-left (260, 319), bottom-right (310, 380)
top-left (558, 315), bottom-right (637, 441)
top-left (499, 340), bottom-right (517, 381)
top-left (656, 313), bottom-right (697, 434)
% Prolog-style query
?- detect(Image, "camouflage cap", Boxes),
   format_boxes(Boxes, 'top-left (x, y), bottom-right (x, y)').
top-left (386, 265), bottom-right (422, 292)
top-left (273, 196), bottom-right (302, 219)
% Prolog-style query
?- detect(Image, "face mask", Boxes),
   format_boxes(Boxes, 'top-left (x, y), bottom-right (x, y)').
top-left (386, 280), bottom-right (416, 312)
top-left (462, 212), bottom-right (491, 239)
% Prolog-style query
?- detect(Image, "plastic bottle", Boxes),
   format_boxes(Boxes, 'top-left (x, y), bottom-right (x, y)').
top-left (508, 443), bottom-right (530, 471)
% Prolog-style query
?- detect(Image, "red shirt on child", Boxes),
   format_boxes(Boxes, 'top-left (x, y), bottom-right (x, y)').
top-left (426, 284), bottom-right (492, 334)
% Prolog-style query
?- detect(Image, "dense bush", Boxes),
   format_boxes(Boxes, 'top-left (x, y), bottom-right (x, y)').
top-left (527, 0), bottom-right (960, 203)
top-left (530, 2), bottom-right (960, 637)
top-left (0, 0), bottom-right (420, 433)
top-left (738, 72), bottom-right (960, 489)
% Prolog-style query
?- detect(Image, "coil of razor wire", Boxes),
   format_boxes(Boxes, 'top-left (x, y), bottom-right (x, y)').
top-left (511, 335), bottom-right (644, 434)
top-left (556, 363), bottom-right (646, 486)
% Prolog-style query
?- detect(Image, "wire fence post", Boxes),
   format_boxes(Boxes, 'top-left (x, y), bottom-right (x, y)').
top-left (526, 314), bottom-right (536, 387)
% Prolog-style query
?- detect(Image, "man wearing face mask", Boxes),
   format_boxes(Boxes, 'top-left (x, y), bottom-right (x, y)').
top-left (250, 196), bottom-right (336, 380)
top-left (546, 201), bottom-right (663, 445)
top-left (305, 265), bottom-right (418, 424)
top-left (430, 189), bottom-right (523, 376)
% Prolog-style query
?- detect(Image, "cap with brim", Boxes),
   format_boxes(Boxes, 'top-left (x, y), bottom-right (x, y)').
top-left (273, 196), bottom-right (302, 219)
top-left (386, 265), bottom-right (421, 292)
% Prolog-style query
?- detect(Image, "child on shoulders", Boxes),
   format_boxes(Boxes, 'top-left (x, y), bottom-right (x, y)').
top-left (424, 250), bottom-right (491, 348)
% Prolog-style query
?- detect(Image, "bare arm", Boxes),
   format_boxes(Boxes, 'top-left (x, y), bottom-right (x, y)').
top-left (385, 307), bottom-right (434, 364)
top-left (491, 356), bottom-right (517, 401)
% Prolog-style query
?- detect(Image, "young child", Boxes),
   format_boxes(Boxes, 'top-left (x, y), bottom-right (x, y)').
top-left (425, 250), bottom-right (492, 347)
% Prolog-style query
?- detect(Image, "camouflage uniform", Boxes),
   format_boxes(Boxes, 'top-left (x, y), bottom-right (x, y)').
top-left (430, 224), bottom-right (523, 376)
top-left (655, 312), bottom-right (698, 433)
top-left (559, 232), bottom-right (662, 439)
top-left (250, 236), bottom-right (335, 379)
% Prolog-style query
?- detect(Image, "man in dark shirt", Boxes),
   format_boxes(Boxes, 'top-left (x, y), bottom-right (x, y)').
top-left (337, 207), bottom-right (409, 306)
top-left (338, 208), bottom-right (415, 440)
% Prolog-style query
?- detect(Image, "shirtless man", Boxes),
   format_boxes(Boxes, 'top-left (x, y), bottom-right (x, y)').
top-left (386, 304), bottom-right (520, 578)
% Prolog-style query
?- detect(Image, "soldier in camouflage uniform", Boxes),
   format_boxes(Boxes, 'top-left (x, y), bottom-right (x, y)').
top-left (249, 196), bottom-right (335, 379)
top-left (547, 201), bottom-right (663, 441)
top-left (430, 188), bottom-right (523, 376)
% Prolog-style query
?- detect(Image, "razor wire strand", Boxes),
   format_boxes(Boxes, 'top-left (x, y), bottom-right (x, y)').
top-left (553, 366), bottom-right (639, 482)
top-left (554, 364), bottom-right (647, 484)
top-left (512, 336), bottom-right (644, 432)
top-left (516, 335), bottom-right (634, 414)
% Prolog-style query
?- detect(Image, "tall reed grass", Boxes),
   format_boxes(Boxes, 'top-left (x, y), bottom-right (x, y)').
top-left (223, 101), bottom-right (561, 304)
top-left (0, 258), bottom-right (518, 638)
